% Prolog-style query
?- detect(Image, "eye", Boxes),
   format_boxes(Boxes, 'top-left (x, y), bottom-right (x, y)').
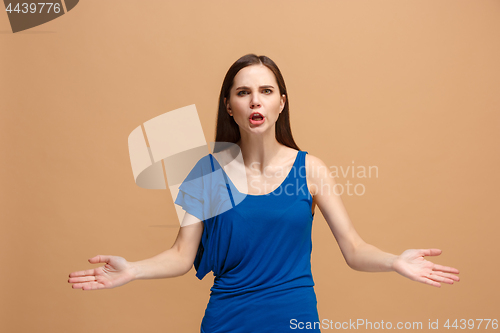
top-left (237, 91), bottom-right (248, 96)
top-left (263, 89), bottom-right (272, 94)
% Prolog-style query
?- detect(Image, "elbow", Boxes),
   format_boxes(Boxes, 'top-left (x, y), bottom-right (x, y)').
top-left (181, 263), bottom-right (193, 276)
top-left (170, 246), bottom-right (195, 278)
top-left (341, 248), bottom-right (357, 270)
top-left (341, 240), bottom-right (368, 271)
top-left (344, 255), bottom-right (364, 272)
top-left (344, 256), bottom-right (358, 271)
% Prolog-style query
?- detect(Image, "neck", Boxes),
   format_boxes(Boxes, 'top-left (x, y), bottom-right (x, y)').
top-left (237, 127), bottom-right (285, 172)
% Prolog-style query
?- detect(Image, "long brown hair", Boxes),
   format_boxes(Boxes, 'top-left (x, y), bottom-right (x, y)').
top-left (213, 54), bottom-right (300, 153)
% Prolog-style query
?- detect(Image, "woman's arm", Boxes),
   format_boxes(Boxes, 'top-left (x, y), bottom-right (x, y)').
top-left (306, 154), bottom-right (395, 271)
top-left (305, 154), bottom-right (459, 287)
top-left (132, 212), bottom-right (204, 280)
top-left (68, 212), bottom-right (203, 290)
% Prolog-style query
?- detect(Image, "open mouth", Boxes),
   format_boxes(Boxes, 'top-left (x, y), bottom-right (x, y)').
top-left (249, 112), bottom-right (264, 121)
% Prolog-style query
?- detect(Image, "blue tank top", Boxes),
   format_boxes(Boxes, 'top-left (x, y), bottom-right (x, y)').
top-left (175, 150), bottom-right (321, 332)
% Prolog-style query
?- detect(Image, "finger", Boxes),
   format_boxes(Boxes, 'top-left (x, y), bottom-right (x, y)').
top-left (68, 268), bottom-right (97, 277)
top-left (420, 249), bottom-right (442, 257)
top-left (88, 255), bottom-right (112, 264)
top-left (432, 264), bottom-right (460, 274)
top-left (427, 272), bottom-right (456, 285)
top-left (68, 275), bottom-right (97, 284)
top-left (431, 269), bottom-right (460, 281)
top-left (81, 281), bottom-right (105, 291)
top-left (71, 282), bottom-right (84, 289)
top-left (415, 276), bottom-right (441, 288)
top-left (71, 281), bottom-right (97, 290)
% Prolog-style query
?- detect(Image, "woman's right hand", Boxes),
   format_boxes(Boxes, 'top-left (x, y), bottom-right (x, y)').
top-left (68, 255), bottom-right (136, 290)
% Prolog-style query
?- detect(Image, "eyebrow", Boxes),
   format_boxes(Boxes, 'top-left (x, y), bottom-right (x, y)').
top-left (235, 85), bottom-right (275, 90)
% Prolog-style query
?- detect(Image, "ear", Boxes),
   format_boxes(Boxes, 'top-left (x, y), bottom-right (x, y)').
top-left (224, 97), bottom-right (232, 115)
top-left (280, 94), bottom-right (286, 113)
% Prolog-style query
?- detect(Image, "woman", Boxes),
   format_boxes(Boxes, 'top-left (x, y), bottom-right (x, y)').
top-left (68, 54), bottom-right (460, 332)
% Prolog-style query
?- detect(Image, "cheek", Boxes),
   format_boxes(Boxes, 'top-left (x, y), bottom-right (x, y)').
top-left (231, 98), bottom-right (247, 112)
top-left (271, 98), bottom-right (283, 113)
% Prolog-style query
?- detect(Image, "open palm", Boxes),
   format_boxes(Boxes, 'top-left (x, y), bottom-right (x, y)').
top-left (393, 249), bottom-right (460, 287)
top-left (68, 255), bottom-right (135, 290)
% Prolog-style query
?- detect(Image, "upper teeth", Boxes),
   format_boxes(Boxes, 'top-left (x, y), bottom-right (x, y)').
top-left (252, 113), bottom-right (262, 117)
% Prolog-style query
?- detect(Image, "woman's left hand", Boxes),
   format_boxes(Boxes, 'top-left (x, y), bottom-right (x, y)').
top-left (392, 248), bottom-right (460, 287)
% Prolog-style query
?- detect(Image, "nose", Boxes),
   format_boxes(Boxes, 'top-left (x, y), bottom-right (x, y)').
top-left (250, 94), bottom-right (261, 108)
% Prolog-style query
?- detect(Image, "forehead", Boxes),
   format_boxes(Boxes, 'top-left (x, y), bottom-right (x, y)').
top-left (232, 64), bottom-right (277, 88)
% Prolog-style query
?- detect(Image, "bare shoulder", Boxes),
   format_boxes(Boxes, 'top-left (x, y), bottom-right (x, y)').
top-left (304, 153), bottom-right (329, 174)
top-left (306, 153), bottom-right (326, 168)
top-left (304, 153), bottom-right (335, 198)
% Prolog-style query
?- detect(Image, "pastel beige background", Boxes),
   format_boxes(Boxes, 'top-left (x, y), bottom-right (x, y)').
top-left (1, 1), bottom-right (499, 332)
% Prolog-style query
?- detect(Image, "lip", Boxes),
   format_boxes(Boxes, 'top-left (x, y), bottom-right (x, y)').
top-left (248, 112), bottom-right (264, 119)
top-left (249, 112), bottom-right (265, 125)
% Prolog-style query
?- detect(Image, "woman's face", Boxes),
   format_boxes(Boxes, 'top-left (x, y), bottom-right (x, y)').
top-left (224, 64), bottom-right (286, 136)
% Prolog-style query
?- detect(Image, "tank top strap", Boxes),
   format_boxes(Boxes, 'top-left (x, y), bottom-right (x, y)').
top-left (297, 150), bottom-right (308, 182)
top-left (300, 150), bottom-right (308, 163)
top-left (284, 150), bottom-right (306, 182)
top-left (209, 153), bottom-right (236, 208)
top-left (294, 150), bottom-right (311, 200)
